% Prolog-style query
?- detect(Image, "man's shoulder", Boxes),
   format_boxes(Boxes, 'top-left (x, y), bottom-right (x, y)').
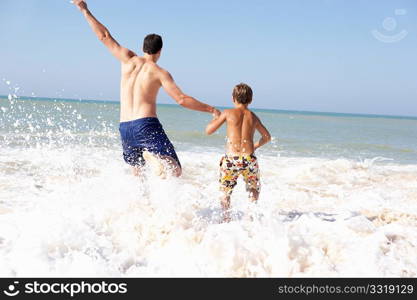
top-left (131, 58), bottom-right (166, 73)
top-left (154, 64), bottom-right (169, 75)
top-left (123, 55), bottom-right (143, 66)
top-left (141, 63), bottom-right (167, 77)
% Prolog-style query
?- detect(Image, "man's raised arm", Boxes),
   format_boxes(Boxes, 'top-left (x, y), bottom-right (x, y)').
top-left (160, 70), bottom-right (221, 117)
top-left (73, 0), bottom-right (135, 63)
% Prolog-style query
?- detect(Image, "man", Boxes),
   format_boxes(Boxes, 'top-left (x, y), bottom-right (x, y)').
top-left (73, 0), bottom-right (220, 177)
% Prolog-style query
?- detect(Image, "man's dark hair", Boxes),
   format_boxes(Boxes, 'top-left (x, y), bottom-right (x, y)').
top-left (233, 83), bottom-right (253, 104)
top-left (143, 34), bottom-right (163, 54)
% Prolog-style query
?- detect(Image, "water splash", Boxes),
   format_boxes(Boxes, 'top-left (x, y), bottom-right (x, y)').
top-left (0, 96), bottom-right (416, 277)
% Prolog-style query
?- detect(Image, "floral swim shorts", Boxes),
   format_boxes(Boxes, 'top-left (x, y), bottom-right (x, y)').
top-left (219, 154), bottom-right (260, 196)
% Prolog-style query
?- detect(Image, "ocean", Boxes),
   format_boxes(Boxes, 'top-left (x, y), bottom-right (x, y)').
top-left (1, 95), bottom-right (416, 277)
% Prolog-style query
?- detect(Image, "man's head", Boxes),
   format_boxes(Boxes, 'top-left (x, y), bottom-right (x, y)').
top-left (232, 83), bottom-right (253, 105)
top-left (143, 34), bottom-right (163, 57)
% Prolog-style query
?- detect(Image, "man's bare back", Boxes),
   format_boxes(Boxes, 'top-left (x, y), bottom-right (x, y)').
top-left (119, 55), bottom-right (217, 121)
top-left (120, 58), bottom-right (158, 121)
top-left (120, 57), bottom-right (165, 121)
top-left (74, 0), bottom-right (220, 176)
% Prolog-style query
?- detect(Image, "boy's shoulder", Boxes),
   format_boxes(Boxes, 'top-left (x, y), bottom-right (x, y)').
top-left (223, 108), bottom-right (258, 116)
top-left (223, 108), bottom-right (250, 114)
top-left (222, 108), bottom-right (235, 117)
top-left (223, 108), bottom-right (260, 125)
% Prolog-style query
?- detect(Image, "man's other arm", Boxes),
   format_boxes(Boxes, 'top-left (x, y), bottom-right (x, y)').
top-left (73, 0), bottom-right (135, 63)
top-left (160, 70), bottom-right (220, 116)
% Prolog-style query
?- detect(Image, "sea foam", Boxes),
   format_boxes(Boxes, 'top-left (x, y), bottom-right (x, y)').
top-left (0, 147), bottom-right (416, 277)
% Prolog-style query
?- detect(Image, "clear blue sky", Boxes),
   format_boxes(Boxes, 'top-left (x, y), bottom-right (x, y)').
top-left (1, 0), bottom-right (416, 116)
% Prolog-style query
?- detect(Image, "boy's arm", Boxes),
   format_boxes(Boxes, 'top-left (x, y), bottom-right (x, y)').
top-left (206, 111), bottom-right (227, 135)
top-left (73, 0), bottom-right (136, 63)
top-left (254, 114), bottom-right (271, 150)
top-left (160, 70), bottom-right (220, 116)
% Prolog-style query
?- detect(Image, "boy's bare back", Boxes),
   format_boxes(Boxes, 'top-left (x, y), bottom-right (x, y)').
top-left (207, 106), bottom-right (270, 156)
top-left (223, 108), bottom-right (257, 155)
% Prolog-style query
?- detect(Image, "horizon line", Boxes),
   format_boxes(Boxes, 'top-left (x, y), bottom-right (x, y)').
top-left (1, 94), bottom-right (416, 121)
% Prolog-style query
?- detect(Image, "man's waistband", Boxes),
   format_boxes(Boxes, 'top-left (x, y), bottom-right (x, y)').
top-left (119, 117), bottom-right (160, 127)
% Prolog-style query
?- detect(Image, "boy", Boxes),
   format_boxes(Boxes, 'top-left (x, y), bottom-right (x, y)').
top-left (206, 83), bottom-right (271, 222)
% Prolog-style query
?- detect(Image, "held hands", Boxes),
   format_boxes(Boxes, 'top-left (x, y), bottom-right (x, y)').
top-left (211, 107), bottom-right (221, 119)
top-left (72, 0), bottom-right (88, 12)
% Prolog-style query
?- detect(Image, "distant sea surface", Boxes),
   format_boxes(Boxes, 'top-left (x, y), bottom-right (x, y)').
top-left (1, 96), bottom-right (417, 163)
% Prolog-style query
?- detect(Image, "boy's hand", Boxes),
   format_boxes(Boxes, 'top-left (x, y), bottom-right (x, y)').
top-left (212, 107), bottom-right (221, 119)
top-left (205, 109), bottom-right (226, 135)
top-left (72, 0), bottom-right (88, 12)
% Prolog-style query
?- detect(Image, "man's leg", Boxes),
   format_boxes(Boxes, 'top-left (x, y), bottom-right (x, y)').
top-left (143, 151), bottom-right (182, 178)
top-left (132, 165), bottom-right (144, 177)
top-left (122, 148), bottom-right (146, 177)
top-left (161, 155), bottom-right (182, 177)
top-left (143, 151), bottom-right (165, 177)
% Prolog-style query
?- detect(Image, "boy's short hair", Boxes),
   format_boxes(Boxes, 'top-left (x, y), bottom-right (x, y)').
top-left (143, 34), bottom-right (163, 54)
top-left (233, 83), bottom-right (253, 104)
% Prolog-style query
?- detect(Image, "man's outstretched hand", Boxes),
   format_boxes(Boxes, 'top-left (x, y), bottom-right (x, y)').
top-left (72, 0), bottom-right (88, 12)
top-left (212, 108), bottom-right (221, 119)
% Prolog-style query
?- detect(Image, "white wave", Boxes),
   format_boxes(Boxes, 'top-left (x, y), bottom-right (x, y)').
top-left (0, 148), bottom-right (416, 277)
